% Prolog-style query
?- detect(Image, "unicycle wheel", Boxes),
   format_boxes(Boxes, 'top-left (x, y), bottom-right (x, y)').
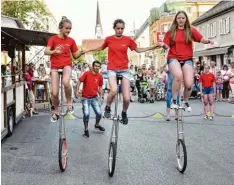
top-left (108, 142), bottom-right (117, 177)
top-left (176, 139), bottom-right (187, 173)
top-left (59, 138), bottom-right (68, 172)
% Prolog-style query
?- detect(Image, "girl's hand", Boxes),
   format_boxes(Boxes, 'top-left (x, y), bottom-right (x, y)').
top-left (157, 42), bottom-right (165, 47)
top-left (209, 40), bottom-right (214, 45)
top-left (201, 92), bottom-right (204, 97)
top-left (54, 45), bottom-right (63, 54)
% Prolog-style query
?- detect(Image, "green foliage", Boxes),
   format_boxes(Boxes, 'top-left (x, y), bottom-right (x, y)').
top-left (73, 56), bottom-right (85, 64)
top-left (73, 46), bottom-right (85, 64)
top-left (93, 50), bottom-right (107, 63)
top-left (148, 8), bottom-right (160, 26)
top-left (2, 0), bottom-right (49, 30)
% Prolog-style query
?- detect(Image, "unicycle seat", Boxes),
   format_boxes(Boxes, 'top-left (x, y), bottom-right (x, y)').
top-left (116, 74), bottom-right (123, 81)
top-left (57, 69), bottom-right (63, 75)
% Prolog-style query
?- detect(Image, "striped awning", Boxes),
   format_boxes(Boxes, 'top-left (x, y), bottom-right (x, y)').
top-left (194, 47), bottom-right (230, 57)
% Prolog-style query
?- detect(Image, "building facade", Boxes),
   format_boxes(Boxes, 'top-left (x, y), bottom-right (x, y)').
top-left (133, 19), bottom-right (151, 68)
top-left (149, 0), bottom-right (217, 69)
top-left (192, 1), bottom-right (234, 68)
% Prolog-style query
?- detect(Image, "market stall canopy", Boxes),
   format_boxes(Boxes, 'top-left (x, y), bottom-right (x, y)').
top-left (1, 14), bottom-right (56, 47)
top-left (1, 27), bottom-right (56, 46)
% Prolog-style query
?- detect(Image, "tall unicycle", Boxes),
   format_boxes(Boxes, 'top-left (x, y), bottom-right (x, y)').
top-left (57, 69), bottom-right (68, 172)
top-left (108, 75), bottom-right (122, 177)
top-left (175, 99), bottom-right (187, 173)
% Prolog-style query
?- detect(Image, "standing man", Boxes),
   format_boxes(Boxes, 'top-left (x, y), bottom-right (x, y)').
top-left (76, 61), bottom-right (105, 138)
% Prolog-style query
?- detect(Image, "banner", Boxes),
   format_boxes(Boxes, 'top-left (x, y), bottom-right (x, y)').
top-left (156, 32), bottom-right (166, 43)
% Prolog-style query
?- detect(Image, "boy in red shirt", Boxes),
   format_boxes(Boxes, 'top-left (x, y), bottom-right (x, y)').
top-left (76, 61), bottom-right (105, 138)
top-left (199, 65), bottom-right (216, 120)
top-left (44, 16), bottom-right (82, 122)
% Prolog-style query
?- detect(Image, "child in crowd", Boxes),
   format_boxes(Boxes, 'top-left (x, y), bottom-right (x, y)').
top-left (199, 65), bottom-right (216, 120)
top-left (216, 70), bottom-right (223, 101)
top-left (148, 73), bottom-right (156, 100)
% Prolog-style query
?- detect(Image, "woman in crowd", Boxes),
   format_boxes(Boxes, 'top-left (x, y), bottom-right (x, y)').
top-left (228, 61), bottom-right (234, 102)
top-left (221, 64), bottom-right (230, 101)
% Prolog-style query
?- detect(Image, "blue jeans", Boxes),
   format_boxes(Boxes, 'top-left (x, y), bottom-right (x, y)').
top-left (82, 97), bottom-right (102, 121)
top-left (166, 72), bottom-right (180, 108)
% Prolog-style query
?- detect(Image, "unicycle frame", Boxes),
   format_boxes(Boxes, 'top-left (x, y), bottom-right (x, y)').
top-left (108, 75), bottom-right (122, 177)
top-left (175, 98), bottom-right (187, 173)
top-left (57, 69), bottom-right (68, 172)
top-left (176, 102), bottom-right (185, 142)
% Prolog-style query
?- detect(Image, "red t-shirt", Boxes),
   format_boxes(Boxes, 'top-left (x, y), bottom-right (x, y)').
top-left (102, 35), bottom-right (137, 70)
top-left (47, 35), bottom-right (78, 69)
top-left (25, 72), bottom-right (33, 90)
top-left (199, 73), bottom-right (216, 88)
top-left (163, 27), bottom-right (203, 61)
top-left (79, 71), bottom-right (103, 98)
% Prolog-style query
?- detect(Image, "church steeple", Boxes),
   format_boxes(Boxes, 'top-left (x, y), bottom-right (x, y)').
top-left (95, 1), bottom-right (103, 39)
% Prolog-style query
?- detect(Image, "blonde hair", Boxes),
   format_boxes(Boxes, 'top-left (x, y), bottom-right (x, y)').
top-left (166, 11), bottom-right (193, 45)
top-left (59, 16), bottom-right (72, 29)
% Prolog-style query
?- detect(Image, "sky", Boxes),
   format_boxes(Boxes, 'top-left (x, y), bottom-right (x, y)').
top-left (45, 0), bottom-right (165, 45)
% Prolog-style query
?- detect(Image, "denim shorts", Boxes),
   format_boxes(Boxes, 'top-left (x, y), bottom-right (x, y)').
top-left (107, 70), bottom-right (130, 80)
top-left (82, 97), bottom-right (102, 121)
top-left (216, 84), bottom-right (223, 90)
top-left (167, 58), bottom-right (193, 67)
top-left (202, 87), bottom-right (214, 95)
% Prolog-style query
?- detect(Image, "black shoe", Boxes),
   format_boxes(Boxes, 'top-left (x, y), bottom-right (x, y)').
top-left (95, 125), bottom-right (105, 131)
top-left (121, 111), bottom-right (128, 125)
top-left (83, 130), bottom-right (89, 138)
top-left (104, 106), bottom-right (111, 118)
top-left (32, 111), bottom-right (38, 115)
top-left (50, 113), bottom-right (59, 123)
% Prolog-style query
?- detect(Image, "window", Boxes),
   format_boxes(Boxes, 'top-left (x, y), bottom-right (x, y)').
top-left (186, 7), bottom-right (192, 14)
top-left (219, 19), bottom-right (223, 34)
top-left (224, 17), bottom-right (230, 34)
top-left (219, 17), bottom-right (230, 35)
top-left (202, 26), bottom-right (206, 38)
top-left (160, 24), bottom-right (171, 32)
top-left (209, 22), bottom-right (217, 38)
top-left (207, 24), bottom-right (210, 38)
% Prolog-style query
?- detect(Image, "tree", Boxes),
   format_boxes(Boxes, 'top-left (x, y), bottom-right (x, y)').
top-left (1, 0), bottom-right (50, 31)
top-left (93, 50), bottom-right (107, 63)
top-left (72, 46), bottom-right (85, 64)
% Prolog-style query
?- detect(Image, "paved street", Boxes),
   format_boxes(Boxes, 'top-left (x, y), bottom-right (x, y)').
top-left (1, 99), bottom-right (234, 185)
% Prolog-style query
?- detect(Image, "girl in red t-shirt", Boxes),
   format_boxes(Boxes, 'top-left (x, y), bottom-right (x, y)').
top-left (158, 11), bottom-right (214, 112)
top-left (199, 65), bottom-right (216, 120)
top-left (83, 19), bottom-right (159, 124)
top-left (45, 16), bottom-right (82, 122)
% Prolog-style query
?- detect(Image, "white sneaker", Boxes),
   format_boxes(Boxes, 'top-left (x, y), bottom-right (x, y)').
top-left (204, 115), bottom-right (209, 120)
top-left (209, 116), bottom-right (214, 121)
top-left (184, 102), bottom-right (192, 112)
top-left (170, 102), bottom-right (179, 109)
